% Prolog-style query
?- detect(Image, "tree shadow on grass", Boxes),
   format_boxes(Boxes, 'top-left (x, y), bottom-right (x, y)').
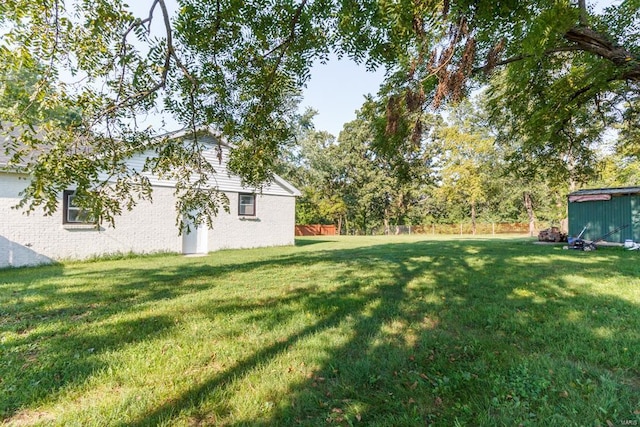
top-left (0, 246), bottom-right (372, 419)
top-left (118, 240), bottom-right (639, 426)
top-left (236, 242), bottom-right (638, 426)
top-left (116, 242), bottom-right (425, 426)
top-left (294, 238), bottom-right (336, 246)
top-left (2, 240), bottom-right (639, 425)
top-left (0, 256), bottom-right (302, 419)
top-left (0, 313), bottom-right (175, 419)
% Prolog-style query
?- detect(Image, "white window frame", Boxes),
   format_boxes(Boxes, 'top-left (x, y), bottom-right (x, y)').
top-left (63, 190), bottom-right (93, 224)
top-left (238, 193), bottom-right (256, 216)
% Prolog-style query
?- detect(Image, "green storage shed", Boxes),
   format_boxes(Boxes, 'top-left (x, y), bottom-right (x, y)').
top-left (567, 187), bottom-right (640, 244)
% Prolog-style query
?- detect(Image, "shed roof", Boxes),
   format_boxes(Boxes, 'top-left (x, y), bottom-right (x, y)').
top-left (568, 186), bottom-right (640, 197)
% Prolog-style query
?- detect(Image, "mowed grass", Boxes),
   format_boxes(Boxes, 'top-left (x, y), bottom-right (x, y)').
top-left (1, 235), bottom-right (639, 426)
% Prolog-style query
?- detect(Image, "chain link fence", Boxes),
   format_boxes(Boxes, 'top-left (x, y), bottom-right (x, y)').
top-left (370, 223), bottom-right (531, 235)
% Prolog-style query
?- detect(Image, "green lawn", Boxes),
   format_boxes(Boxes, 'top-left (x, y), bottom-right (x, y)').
top-left (1, 236), bottom-right (639, 426)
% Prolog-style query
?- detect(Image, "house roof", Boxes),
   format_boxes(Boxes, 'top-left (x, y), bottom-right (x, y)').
top-left (0, 123), bottom-right (33, 169)
top-left (568, 186), bottom-right (640, 197)
top-left (143, 128), bottom-right (301, 197)
top-left (0, 151), bottom-right (12, 168)
top-left (0, 123), bottom-right (76, 170)
top-left (1, 124), bottom-right (301, 197)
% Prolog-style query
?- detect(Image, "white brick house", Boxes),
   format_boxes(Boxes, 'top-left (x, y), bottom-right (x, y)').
top-left (0, 128), bottom-right (300, 268)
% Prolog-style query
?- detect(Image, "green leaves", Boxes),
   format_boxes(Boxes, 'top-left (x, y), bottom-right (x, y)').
top-left (2, 0), bottom-right (640, 230)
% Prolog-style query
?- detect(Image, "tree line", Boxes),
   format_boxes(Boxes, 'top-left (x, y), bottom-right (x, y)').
top-left (280, 93), bottom-right (640, 235)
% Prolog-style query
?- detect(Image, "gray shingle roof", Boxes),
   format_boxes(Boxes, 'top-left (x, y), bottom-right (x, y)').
top-left (1, 125), bottom-right (301, 196)
top-left (0, 123), bottom-right (46, 169)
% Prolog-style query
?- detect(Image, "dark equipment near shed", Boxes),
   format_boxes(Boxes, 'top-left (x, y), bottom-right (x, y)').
top-left (565, 223), bottom-right (633, 251)
top-left (565, 226), bottom-right (595, 251)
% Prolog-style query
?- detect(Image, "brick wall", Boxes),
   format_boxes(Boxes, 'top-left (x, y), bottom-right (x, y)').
top-left (208, 193), bottom-right (296, 251)
top-left (0, 174), bottom-right (297, 268)
top-left (0, 174), bottom-right (181, 267)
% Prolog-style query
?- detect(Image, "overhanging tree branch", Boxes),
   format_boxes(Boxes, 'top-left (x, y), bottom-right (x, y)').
top-left (102, 0), bottom-right (197, 118)
top-left (564, 26), bottom-right (640, 81)
top-left (474, 26), bottom-right (640, 83)
top-left (262, 0), bottom-right (309, 89)
top-left (474, 46), bottom-right (582, 74)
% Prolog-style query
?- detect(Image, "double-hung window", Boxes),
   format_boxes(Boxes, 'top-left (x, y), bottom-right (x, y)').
top-left (63, 190), bottom-right (93, 224)
top-left (238, 193), bottom-right (256, 216)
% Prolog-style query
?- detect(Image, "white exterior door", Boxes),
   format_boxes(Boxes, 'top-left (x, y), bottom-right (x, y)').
top-left (182, 218), bottom-right (208, 254)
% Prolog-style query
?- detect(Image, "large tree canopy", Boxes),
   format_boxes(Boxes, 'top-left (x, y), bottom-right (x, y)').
top-left (370, 0), bottom-right (640, 177)
top-left (0, 0), bottom-right (638, 227)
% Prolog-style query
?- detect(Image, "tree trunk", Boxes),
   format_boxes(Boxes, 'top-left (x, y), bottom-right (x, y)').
top-left (471, 201), bottom-right (477, 235)
top-left (577, 0), bottom-right (588, 26)
top-left (383, 207), bottom-right (390, 235)
top-left (336, 216), bottom-right (343, 235)
top-left (362, 210), bottom-right (367, 235)
top-left (523, 191), bottom-right (536, 236)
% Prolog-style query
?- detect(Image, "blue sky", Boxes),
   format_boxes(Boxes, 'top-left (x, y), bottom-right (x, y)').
top-left (301, 57), bottom-right (386, 137)
top-left (144, 57), bottom-right (385, 138)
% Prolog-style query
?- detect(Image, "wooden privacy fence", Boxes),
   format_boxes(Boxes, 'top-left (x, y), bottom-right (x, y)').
top-left (295, 224), bottom-right (337, 236)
